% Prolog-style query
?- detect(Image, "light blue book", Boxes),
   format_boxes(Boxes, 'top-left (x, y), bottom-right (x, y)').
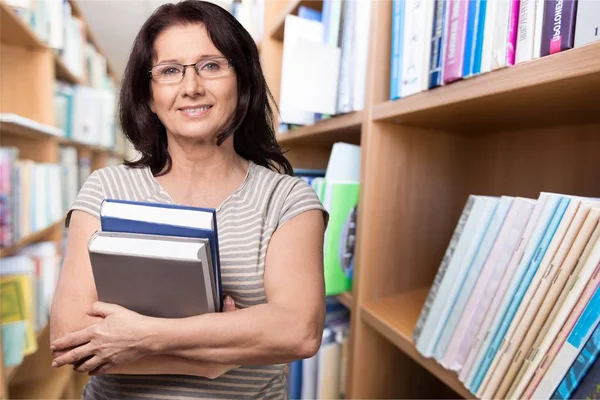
top-left (434, 196), bottom-right (514, 361)
top-left (416, 196), bottom-right (499, 357)
top-left (471, 0), bottom-right (488, 74)
top-left (468, 195), bottom-right (571, 392)
top-left (390, 0), bottom-right (405, 100)
top-left (462, 0), bottom-right (478, 77)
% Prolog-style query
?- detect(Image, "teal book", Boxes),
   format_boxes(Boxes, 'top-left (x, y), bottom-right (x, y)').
top-left (322, 182), bottom-right (359, 296)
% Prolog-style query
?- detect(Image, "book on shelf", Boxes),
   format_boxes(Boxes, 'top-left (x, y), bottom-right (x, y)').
top-left (0, 241), bottom-right (60, 367)
top-left (97, 199), bottom-right (223, 313)
top-left (389, 0), bottom-right (598, 100)
top-left (413, 190), bottom-right (600, 398)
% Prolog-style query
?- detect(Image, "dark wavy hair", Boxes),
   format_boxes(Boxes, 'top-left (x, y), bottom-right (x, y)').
top-left (119, 0), bottom-right (292, 176)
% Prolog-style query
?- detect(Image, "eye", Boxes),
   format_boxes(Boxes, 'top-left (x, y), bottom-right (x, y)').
top-left (201, 61), bottom-right (221, 71)
top-left (156, 65), bottom-right (182, 76)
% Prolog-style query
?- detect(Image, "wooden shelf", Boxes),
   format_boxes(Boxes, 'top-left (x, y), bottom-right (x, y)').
top-left (373, 42), bottom-right (600, 132)
top-left (361, 288), bottom-right (472, 399)
top-left (335, 292), bottom-right (353, 310)
top-left (269, 0), bottom-right (323, 40)
top-left (0, 2), bottom-right (45, 49)
top-left (0, 220), bottom-right (63, 258)
top-left (276, 112), bottom-right (363, 146)
top-left (10, 365), bottom-right (73, 399)
top-left (55, 54), bottom-right (83, 85)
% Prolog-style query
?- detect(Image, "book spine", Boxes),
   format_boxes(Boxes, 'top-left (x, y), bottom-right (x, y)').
top-left (574, 0), bottom-right (600, 48)
top-left (506, 0), bottom-right (521, 65)
top-left (400, 0), bottom-right (428, 97)
top-left (471, 0), bottom-right (488, 75)
top-left (480, 0), bottom-right (498, 72)
top-left (443, 0), bottom-right (469, 83)
top-left (515, 0), bottom-right (536, 63)
top-left (533, 0), bottom-right (546, 58)
top-left (462, 0), bottom-right (479, 77)
top-left (390, 0), bottom-right (405, 100)
top-left (541, 0), bottom-right (579, 56)
top-left (428, 0), bottom-right (446, 88)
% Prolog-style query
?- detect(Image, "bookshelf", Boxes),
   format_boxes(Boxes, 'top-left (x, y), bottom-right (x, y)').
top-left (263, 0), bottom-right (600, 399)
top-left (0, 0), bottom-right (123, 398)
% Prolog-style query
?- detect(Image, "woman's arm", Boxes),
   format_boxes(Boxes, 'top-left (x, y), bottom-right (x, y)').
top-left (144, 209), bottom-right (327, 365)
top-left (50, 210), bottom-right (237, 378)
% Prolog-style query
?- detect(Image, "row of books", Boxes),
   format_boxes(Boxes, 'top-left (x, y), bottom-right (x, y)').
top-left (229, 0), bottom-right (264, 47)
top-left (296, 142), bottom-right (361, 297)
top-left (414, 193), bottom-right (600, 399)
top-left (287, 299), bottom-right (350, 399)
top-left (55, 81), bottom-right (117, 149)
top-left (390, 0), bottom-right (600, 99)
top-left (0, 145), bottom-right (99, 248)
top-left (6, 0), bottom-right (113, 88)
top-left (1, 241), bottom-right (61, 367)
top-left (278, 0), bottom-right (371, 130)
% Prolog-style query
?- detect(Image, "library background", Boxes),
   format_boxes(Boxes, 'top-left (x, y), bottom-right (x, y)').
top-left (0, 0), bottom-right (599, 398)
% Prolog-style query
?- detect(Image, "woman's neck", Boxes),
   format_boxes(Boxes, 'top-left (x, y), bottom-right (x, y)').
top-left (155, 135), bottom-right (249, 208)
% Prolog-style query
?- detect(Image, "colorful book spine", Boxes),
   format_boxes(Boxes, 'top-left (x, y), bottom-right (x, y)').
top-left (471, 0), bottom-right (488, 75)
top-left (541, 0), bottom-right (578, 56)
top-left (506, 0), bottom-right (521, 65)
top-left (462, 0), bottom-right (479, 77)
top-left (442, 0), bottom-right (469, 83)
top-left (390, 0), bottom-right (405, 100)
top-left (428, 0), bottom-right (446, 88)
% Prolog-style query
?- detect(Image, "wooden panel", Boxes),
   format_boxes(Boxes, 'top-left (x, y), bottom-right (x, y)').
top-left (276, 112), bottom-right (363, 146)
top-left (361, 289), bottom-right (471, 398)
top-left (269, 0), bottom-right (323, 40)
top-left (465, 123), bottom-right (600, 198)
top-left (336, 291), bottom-right (353, 310)
top-left (0, 45), bottom-right (54, 126)
top-left (0, 2), bottom-right (45, 49)
top-left (55, 54), bottom-right (83, 85)
top-left (373, 42), bottom-right (600, 132)
top-left (0, 135), bottom-right (58, 164)
top-left (283, 145), bottom-right (331, 170)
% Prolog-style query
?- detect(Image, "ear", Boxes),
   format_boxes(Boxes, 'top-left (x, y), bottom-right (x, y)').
top-left (149, 100), bottom-right (156, 114)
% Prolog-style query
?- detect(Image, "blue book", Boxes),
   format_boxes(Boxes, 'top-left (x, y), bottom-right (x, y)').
top-left (390, 0), bottom-right (405, 99)
top-left (288, 360), bottom-right (303, 399)
top-left (567, 352), bottom-right (600, 400)
top-left (99, 199), bottom-right (223, 311)
top-left (471, 0), bottom-right (487, 75)
top-left (429, 0), bottom-right (447, 88)
top-left (463, 0), bottom-right (478, 77)
top-left (298, 6), bottom-right (322, 22)
top-left (552, 290), bottom-right (600, 399)
top-left (469, 196), bottom-right (571, 392)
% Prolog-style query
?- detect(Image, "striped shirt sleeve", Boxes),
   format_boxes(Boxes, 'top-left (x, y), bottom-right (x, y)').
top-left (65, 170), bottom-right (106, 227)
top-left (277, 178), bottom-right (328, 229)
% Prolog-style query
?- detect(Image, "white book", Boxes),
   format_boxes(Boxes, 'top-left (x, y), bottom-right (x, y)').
top-left (532, 0), bottom-right (545, 58)
top-left (351, 0), bottom-right (372, 111)
top-left (491, 0), bottom-right (511, 69)
top-left (515, 0), bottom-right (536, 63)
top-left (480, 0), bottom-right (498, 73)
top-left (574, 0), bottom-right (600, 48)
top-left (416, 196), bottom-right (500, 357)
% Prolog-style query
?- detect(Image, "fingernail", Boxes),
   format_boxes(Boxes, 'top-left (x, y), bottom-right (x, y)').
top-left (226, 296), bottom-right (234, 304)
top-left (51, 361), bottom-right (57, 367)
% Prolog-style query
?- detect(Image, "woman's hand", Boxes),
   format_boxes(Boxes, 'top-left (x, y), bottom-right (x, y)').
top-left (50, 301), bottom-right (155, 374)
top-left (51, 295), bottom-right (239, 375)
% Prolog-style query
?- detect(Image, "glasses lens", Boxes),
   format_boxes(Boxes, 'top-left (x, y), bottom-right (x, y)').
top-left (197, 58), bottom-right (231, 77)
top-left (152, 64), bottom-right (183, 81)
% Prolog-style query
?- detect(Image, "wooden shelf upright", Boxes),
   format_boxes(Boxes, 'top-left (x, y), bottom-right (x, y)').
top-left (0, 1), bottom-right (123, 398)
top-left (263, 0), bottom-right (600, 399)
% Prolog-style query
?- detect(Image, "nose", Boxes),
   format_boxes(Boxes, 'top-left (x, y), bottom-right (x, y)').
top-left (181, 66), bottom-right (205, 98)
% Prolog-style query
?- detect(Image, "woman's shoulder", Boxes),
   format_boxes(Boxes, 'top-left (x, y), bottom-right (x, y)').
top-left (88, 164), bottom-right (159, 200)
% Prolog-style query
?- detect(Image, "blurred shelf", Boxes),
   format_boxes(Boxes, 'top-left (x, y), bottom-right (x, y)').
top-left (0, 219), bottom-right (63, 258)
top-left (269, 0), bottom-right (323, 40)
top-left (361, 288), bottom-right (472, 399)
top-left (276, 112), bottom-right (362, 147)
top-left (0, 2), bottom-right (45, 49)
top-left (336, 291), bottom-right (353, 310)
top-left (55, 54), bottom-right (83, 85)
top-left (373, 42), bottom-right (600, 132)
top-left (1, 113), bottom-right (125, 158)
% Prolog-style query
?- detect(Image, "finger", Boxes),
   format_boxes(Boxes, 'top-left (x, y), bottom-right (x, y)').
top-left (52, 343), bottom-right (95, 368)
top-left (223, 296), bottom-right (236, 312)
top-left (73, 356), bottom-right (104, 373)
top-left (88, 301), bottom-right (122, 318)
top-left (51, 328), bottom-right (93, 352)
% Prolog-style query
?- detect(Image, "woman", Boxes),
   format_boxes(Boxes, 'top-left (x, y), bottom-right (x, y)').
top-left (49, 1), bottom-right (328, 398)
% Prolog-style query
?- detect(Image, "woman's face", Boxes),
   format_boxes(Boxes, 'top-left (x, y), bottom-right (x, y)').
top-left (149, 23), bottom-right (237, 143)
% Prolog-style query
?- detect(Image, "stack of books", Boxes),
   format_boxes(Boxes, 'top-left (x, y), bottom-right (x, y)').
top-left (414, 193), bottom-right (600, 399)
top-left (91, 199), bottom-right (223, 317)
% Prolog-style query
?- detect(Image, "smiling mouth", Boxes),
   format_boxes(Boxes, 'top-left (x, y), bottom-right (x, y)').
top-left (179, 106), bottom-right (213, 117)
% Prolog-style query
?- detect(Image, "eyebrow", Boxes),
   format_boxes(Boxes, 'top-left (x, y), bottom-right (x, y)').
top-left (155, 55), bottom-right (224, 64)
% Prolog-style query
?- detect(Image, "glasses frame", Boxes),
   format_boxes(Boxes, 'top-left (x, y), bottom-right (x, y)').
top-left (148, 57), bottom-right (234, 82)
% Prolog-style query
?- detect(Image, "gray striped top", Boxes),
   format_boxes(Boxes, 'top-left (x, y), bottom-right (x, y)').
top-left (67, 160), bottom-right (327, 400)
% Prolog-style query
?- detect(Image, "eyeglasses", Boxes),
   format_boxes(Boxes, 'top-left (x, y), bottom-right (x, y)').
top-left (148, 57), bottom-right (234, 82)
